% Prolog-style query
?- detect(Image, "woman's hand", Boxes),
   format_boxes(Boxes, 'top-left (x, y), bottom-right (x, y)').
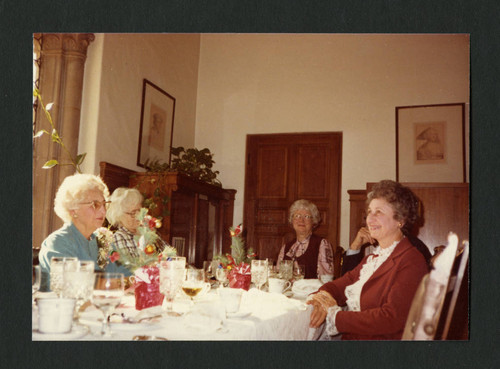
top-left (350, 226), bottom-right (375, 251)
top-left (306, 291), bottom-right (337, 328)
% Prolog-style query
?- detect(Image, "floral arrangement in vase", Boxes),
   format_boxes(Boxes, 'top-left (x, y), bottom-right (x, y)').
top-left (213, 224), bottom-right (256, 290)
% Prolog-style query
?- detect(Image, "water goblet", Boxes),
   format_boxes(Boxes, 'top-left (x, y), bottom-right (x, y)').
top-left (32, 265), bottom-right (41, 305)
top-left (278, 260), bottom-right (293, 281)
top-left (62, 260), bottom-right (95, 321)
top-left (50, 256), bottom-right (78, 296)
top-left (203, 260), bottom-right (214, 281)
top-left (92, 272), bottom-right (124, 337)
top-left (159, 256), bottom-right (186, 316)
top-left (251, 259), bottom-right (268, 291)
top-left (215, 266), bottom-right (228, 288)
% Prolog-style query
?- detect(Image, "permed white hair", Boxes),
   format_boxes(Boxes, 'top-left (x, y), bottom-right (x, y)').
top-left (53, 173), bottom-right (110, 223)
top-left (288, 199), bottom-right (321, 227)
top-left (106, 187), bottom-right (144, 227)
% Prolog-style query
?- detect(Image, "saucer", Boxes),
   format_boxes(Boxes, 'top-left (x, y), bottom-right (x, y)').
top-left (32, 325), bottom-right (89, 340)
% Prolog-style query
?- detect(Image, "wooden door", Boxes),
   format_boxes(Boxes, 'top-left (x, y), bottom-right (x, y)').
top-left (244, 132), bottom-right (342, 262)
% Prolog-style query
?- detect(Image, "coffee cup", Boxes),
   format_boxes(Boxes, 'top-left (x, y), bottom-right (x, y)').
top-left (268, 277), bottom-right (292, 294)
top-left (37, 297), bottom-right (76, 334)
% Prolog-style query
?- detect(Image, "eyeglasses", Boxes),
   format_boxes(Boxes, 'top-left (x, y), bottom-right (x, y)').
top-left (292, 214), bottom-right (313, 221)
top-left (125, 209), bottom-right (140, 217)
top-left (80, 200), bottom-right (111, 211)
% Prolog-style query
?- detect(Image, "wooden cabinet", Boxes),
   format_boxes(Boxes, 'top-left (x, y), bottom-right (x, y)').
top-left (100, 162), bottom-right (236, 268)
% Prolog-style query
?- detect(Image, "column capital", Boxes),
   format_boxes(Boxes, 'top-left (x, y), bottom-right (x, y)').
top-left (40, 33), bottom-right (95, 55)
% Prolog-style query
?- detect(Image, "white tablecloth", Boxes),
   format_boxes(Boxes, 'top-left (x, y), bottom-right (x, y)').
top-left (33, 287), bottom-right (314, 341)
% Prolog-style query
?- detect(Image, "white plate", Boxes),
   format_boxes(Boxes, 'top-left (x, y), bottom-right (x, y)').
top-left (33, 325), bottom-right (89, 340)
top-left (226, 310), bottom-right (251, 318)
top-left (79, 312), bottom-right (161, 331)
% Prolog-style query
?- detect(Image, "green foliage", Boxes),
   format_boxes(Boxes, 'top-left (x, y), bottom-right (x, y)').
top-left (33, 89), bottom-right (86, 173)
top-left (170, 146), bottom-right (221, 187)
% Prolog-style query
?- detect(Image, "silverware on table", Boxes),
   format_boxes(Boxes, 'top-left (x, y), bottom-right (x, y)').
top-left (133, 335), bottom-right (168, 341)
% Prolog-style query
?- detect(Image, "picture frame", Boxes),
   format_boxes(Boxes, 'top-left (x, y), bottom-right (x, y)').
top-left (137, 79), bottom-right (176, 168)
top-left (396, 103), bottom-right (466, 182)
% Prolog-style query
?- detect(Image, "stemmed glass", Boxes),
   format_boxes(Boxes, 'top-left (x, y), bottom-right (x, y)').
top-left (278, 260), bottom-right (293, 281)
top-left (182, 268), bottom-right (206, 303)
top-left (92, 272), bottom-right (124, 337)
top-left (62, 260), bottom-right (95, 322)
top-left (32, 265), bottom-right (41, 305)
top-left (251, 259), bottom-right (268, 291)
top-left (159, 256), bottom-right (186, 316)
top-left (215, 267), bottom-right (228, 288)
top-left (293, 263), bottom-right (305, 281)
top-left (50, 256), bottom-right (78, 296)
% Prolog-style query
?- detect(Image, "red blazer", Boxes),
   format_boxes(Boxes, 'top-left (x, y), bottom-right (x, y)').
top-left (319, 237), bottom-right (428, 340)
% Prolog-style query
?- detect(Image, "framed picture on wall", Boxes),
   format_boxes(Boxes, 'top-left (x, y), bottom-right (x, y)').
top-left (396, 103), bottom-right (466, 182)
top-left (137, 79), bottom-right (176, 168)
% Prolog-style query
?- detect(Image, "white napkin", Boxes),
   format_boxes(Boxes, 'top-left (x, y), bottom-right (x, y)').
top-left (182, 301), bottom-right (225, 333)
top-left (291, 279), bottom-right (322, 298)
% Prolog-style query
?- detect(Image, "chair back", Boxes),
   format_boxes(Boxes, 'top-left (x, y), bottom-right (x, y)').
top-left (402, 232), bottom-right (459, 340)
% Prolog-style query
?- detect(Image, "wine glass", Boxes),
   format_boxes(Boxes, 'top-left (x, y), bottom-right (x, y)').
top-left (50, 256), bottom-right (78, 296)
top-left (32, 265), bottom-right (41, 305)
top-left (182, 268), bottom-right (206, 303)
top-left (159, 256), bottom-right (186, 316)
top-left (92, 272), bottom-right (124, 337)
top-left (251, 259), bottom-right (268, 291)
top-left (62, 260), bottom-right (95, 321)
top-left (215, 266), bottom-right (228, 288)
top-left (293, 263), bottom-right (305, 281)
top-left (203, 260), bottom-right (214, 281)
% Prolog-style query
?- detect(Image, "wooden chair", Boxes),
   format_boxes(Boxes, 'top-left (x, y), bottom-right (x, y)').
top-left (402, 232), bottom-right (459, 340)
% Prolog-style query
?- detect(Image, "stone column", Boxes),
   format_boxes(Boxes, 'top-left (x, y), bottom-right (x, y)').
top-left (33, 33), bottom-right (95, 250)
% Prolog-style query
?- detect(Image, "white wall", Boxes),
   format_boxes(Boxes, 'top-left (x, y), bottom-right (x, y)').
top-left (194, 34), bottom-right (470, 248)
top-left (80, 33), bottom-right (201, 174)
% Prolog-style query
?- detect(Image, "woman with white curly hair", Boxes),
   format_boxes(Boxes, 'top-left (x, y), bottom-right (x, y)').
top-left (38, 173), bottom-right (123, 291)
top-left (276, 199), bottom-right (334, 279)
top-left (106, 187), bottom-right (166, 264)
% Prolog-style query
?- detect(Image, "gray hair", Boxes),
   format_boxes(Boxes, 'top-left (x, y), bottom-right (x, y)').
top-left (54, 173), bottom-right (110, 223)
top-left (288, 199), bottom-right (321, 226)
top-left (106, 187), bottom-right (144, 227)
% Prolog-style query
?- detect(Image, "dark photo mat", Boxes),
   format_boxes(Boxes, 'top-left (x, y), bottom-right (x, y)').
top-left (2, 0), bottom-right (499, 368)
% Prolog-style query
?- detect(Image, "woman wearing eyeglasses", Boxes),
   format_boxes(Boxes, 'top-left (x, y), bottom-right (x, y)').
top-left (38, 173), bottom-right (120, 291)
top-left (276, 199), bottom-right (334, 279)
top-left (106, 187), bottom-right (166, 265)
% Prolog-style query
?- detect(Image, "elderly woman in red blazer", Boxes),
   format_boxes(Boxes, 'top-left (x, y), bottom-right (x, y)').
top-left (307, 180), bottom-right (429, 340)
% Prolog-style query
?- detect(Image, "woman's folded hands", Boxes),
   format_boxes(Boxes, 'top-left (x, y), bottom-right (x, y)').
top-left (306, 290), bottom-right (337, 328)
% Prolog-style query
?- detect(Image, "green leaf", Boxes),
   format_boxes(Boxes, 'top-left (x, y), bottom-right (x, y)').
top-left (75, 153), bottom-right (87, 165)
top-left (42, 160), bottom-right (58, 169)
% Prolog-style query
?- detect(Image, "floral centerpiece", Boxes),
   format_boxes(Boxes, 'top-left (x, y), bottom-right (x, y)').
top-left (213, 224), bottom-right (256, 290)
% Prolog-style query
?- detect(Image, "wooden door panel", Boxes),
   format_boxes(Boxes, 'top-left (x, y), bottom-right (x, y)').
top-left (257, 146), bottom-right (289, 198)
top-left (244, 132), bottom-right (342, 262)
top-left (297, 145), bottom-right (330, 199)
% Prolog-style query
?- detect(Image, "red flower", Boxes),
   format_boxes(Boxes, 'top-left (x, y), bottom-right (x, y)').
top-left (226, 254), bottom-right (236, 266)
top-left (234, 224), bottom-right (242, 236)
top-left (109, 251), bottom-right (120, 263)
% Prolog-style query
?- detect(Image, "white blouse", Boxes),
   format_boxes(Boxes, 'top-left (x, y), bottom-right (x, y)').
top-left (325, 240), bottom-right (399, 336)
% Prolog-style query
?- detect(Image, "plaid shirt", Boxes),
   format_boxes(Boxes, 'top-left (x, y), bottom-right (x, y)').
top-left (277, 236), bottom-right (334, 276)
top-left (112, 227), bottom-right (167, 259)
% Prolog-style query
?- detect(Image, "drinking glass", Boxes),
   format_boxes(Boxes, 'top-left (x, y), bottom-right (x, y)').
top-left (92, 272), bottom-right (124, 337)
top-left (215, 266), bottom-right (228, 288)
top-left (293, 263), bottom-right (306, 281)
top-left (159, 256), bottom-right (186, 316)
top-left (32, 265), bottom-right (41, 305)
top-left (278, 260), bottom-right (293, 281)
top-left (182, 268), bottom-right (207, 302)
top-left (203, 260), bottom-right (214, 281)
top-left (62, 260), bottom-right (95, 321)
top-left (50, 257), bottom-right (78, 296)
top-left (251, 259), bottom-right (268, 291)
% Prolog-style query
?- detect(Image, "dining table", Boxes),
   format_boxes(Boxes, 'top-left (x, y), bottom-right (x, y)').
top-left (32, 279), bottom-right (324, 341)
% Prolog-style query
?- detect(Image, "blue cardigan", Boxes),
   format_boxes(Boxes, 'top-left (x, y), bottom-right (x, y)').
top-left (38, 222), bottom-right (131, 291)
